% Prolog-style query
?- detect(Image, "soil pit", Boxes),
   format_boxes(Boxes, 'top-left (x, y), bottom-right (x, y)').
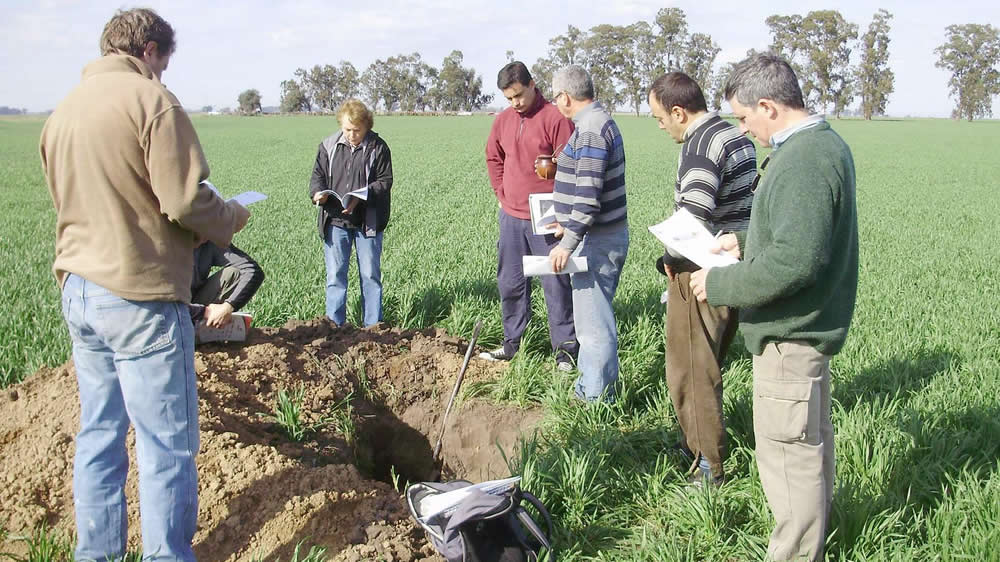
top-left (0, 319), bottom-right (543, 561)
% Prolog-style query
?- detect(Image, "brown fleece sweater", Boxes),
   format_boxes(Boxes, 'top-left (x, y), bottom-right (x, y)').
top-left (40, 55), bottom-right (242, 302)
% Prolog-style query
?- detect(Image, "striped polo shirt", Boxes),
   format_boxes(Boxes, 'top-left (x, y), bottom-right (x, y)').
top-left (675, 112), bottom-right (756, 232)
top-left (553, 101), bottom-right (627, 250)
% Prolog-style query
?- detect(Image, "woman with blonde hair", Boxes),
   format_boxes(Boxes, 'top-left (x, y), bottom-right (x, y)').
top-left (310, 99), bottom-right (393, 326)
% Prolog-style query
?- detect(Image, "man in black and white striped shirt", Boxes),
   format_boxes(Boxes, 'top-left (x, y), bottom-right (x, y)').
top-left (648, 72), bottom-right (756, 487)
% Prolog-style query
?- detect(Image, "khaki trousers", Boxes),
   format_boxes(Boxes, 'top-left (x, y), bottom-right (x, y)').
top-left (753, 341), bottom-right (834, 562)
top-left (664, 271), bottom-right (738, 477)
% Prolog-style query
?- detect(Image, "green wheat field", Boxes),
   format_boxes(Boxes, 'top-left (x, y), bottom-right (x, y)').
top-left (1, 114), bottom-right (999, 560)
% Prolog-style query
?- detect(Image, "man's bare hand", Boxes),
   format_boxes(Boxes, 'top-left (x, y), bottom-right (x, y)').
top-left (713, 233), bottom-right (740, 259)
top-left (549, 246), bottom-right (572, 273)
top-left (690, 268), bottom-right (712, 302)
top-left (313, 192), bottom-right (329, 205)
top-left (204, 302), bottom-right (234, 328)
top-left (545, 223), bottom-right (565, 239)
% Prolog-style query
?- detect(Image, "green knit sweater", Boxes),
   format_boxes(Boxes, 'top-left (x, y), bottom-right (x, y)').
top-left (705, 121), bottom-right (858, 356)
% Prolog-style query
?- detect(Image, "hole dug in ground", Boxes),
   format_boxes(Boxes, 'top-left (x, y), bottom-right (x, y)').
top-left (0, 319), bottom-right (542, 561)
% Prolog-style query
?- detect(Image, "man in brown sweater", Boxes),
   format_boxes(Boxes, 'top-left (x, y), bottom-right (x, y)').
top-left (39, 8), bottom-right (249, 561)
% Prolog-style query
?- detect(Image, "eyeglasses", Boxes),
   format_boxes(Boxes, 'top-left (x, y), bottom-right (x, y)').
top-left (750, 153), bottom-right (770, 193)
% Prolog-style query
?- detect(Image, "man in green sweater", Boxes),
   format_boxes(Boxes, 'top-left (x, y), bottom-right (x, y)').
top-left (689, 54), bottom-right (858, 561)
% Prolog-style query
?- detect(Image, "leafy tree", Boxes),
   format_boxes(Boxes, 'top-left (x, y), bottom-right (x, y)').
top-left (200, 105), bottom-right (213, 113)
top-left (801, 10), bottom-right (858, 117)
top-left (935, 23), bottom-right (1000, 121)
top-left (654, 7), bottom-right (688, 72)
top-left (428, 50), bottom-right (492, 111)
top-left (384, 53), bottom-right (436, 112)
top-left (237, 89), bottom-right (261, 115)
top-left (533, 25), bottom-right (585, 99)
top-left (631, 21), bottom-right (666, 107)
top-left (682, 33), bottom-right (721, 92)
top-left (767, 11), bottom-right (858, 117)
top-left (294, 62), bottom-right (359, 113)
top-left (857, 9), bottom-right (894, 120)
top-left (583, 24), bottom-right (629, 111)
top-left (505, 50), bottom-right (515, 63)
top-left (279, 79), bottom-right (311, 113)
top-left (361, 61), bottom-right (392, 111)
top-left (708, 62), bottom-right (736, 111)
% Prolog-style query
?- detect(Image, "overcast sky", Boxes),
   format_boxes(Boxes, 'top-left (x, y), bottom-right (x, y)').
top-left (1, 0), bottom-right (997, 117)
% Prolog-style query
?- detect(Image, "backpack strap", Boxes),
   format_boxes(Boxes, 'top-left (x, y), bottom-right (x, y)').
top-left (513, 490), bottom-right (554, 557)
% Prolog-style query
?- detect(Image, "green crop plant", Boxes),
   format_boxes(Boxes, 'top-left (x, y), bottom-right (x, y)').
top-left (261, 384), bottom-right (308, 442)
top-left (3, 114), bottom-right (999, 560)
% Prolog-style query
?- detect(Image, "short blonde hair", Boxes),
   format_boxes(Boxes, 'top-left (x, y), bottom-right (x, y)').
top-left (336, 99), bottom-right (374, 129)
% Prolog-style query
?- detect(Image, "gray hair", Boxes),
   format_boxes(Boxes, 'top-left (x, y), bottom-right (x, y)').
top-left (552, 64), bottom-right (594, 102)
top-left (724, 53), bottom-right (805, 110)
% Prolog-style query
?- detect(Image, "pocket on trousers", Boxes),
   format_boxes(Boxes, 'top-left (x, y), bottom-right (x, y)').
top-left (755, 377), bottom-right (817, 443)
top-left (95, 298), bottom-right (175, 357)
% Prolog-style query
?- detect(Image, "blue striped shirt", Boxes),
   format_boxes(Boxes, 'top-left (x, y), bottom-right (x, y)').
top-left (552, 101), bottom-right (627, 250)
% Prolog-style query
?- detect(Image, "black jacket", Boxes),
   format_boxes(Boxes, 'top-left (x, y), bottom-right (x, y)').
top-left (309, 130), bottom-right (393, 238)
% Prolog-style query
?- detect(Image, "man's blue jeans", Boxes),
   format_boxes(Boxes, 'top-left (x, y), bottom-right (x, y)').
top-left (61, 273), bottom-right (198, 562)
top-left (570, 224), bottom-right (629, 401)
top-left (324, 224), bottom-right (383, 327)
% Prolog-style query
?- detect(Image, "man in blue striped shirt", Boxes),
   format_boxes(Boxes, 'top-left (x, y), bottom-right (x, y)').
top-left (548, 64), bottom-right (629, 402)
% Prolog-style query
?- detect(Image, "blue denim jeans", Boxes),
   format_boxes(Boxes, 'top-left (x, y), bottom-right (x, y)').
top-left (61, 274), bottom-right (198, 562)
top-left (570, 224), bottom-right (629, 401)
top-left (324, 224), bottom-right (383, 327)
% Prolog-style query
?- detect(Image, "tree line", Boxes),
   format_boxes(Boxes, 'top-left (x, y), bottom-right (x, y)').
top-left (233, 9), bottom-right (999, 121)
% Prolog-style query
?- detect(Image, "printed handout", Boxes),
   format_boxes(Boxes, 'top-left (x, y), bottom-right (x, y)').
top-left (528, 193), bottom-right (558, 235)
top-left (648, 208), bottom-right (738, 269)
top-left (199, 180), bottom-right (267, 206)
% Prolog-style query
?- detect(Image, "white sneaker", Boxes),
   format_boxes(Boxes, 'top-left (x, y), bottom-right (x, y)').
top-left (478, 347), bottom-right (513, 361)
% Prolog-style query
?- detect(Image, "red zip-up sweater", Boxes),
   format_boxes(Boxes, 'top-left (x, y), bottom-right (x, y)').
top-left (485, 89), bottom-right (574, 219)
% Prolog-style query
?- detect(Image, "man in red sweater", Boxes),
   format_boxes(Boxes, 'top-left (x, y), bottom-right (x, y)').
top-left (483, 62), bottom-right (577, 368)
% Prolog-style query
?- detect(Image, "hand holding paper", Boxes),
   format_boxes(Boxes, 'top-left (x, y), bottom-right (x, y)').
top-left (523, 255), bottom-right (587, 276)
top-left (648, 208), bottom-right (738, 269)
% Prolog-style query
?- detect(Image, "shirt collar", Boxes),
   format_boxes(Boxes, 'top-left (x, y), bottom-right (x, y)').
top-left (572, 101), bottom-right (602, 123)
top-left (683, 111), bottom-right (718, 141)
top-left (769, 114), bottom-right (825, 148)
top-left (337, 131), bottom-right (371, 151)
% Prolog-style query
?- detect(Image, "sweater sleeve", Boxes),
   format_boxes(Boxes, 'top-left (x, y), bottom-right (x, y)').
top-left (147, 106), bottom-right (238, 248)
top-left (485, 116), bottom-right (505, 198)
top-left (217, 244), bottom-right (265, 311)
top-left (558, 129), bottom-right (608, 251)
top-left (706, 166), bottom-right (836, 308)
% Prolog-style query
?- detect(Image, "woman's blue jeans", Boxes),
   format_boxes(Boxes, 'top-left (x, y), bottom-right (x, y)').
top-left (323, 224), bottom-right (384, 327)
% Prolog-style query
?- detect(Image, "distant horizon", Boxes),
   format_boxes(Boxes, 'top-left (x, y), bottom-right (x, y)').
top-left (2, 0), bottom-right (998, 119)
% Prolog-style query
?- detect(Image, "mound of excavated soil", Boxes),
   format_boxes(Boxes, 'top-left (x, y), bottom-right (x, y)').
top-left (0, 319), bottom-right (544, 561)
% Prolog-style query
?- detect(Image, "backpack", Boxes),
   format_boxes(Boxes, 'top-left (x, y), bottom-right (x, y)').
top-left (406, 479), bottom-right (554, 562)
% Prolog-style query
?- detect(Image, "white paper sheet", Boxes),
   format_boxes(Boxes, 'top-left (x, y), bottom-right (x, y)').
top-left (648, 208), bottom-right (738, 269)
top-left (229, 191), bottom-right (267, 206)
top-left (199, 181), bottom-right (267, 206)
top-left (522, 255), bottom-right (588, 276)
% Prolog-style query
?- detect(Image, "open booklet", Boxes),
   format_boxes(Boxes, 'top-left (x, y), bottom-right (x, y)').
top-left (200, 180), bottom-right (267, 206)
top-left (314, 187), bottom-right (368, 207)
top-left (648, 208), bottom-right (738, 269)
top-left (415, 476), bottom-right (521, 522)
top-left (528, 193), bottom-right (558, 236)
top-left (195, 311), bottom-right (252, 344)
